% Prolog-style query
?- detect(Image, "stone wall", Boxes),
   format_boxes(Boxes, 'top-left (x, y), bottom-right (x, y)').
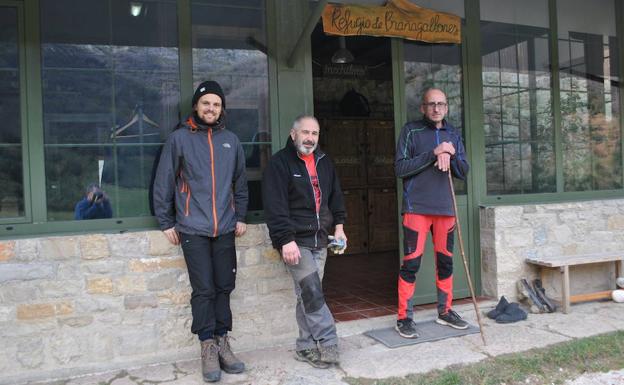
top-left (480, 199), bottom-right (624, 301)
top-left (0, 224), bottom-right (297, 385)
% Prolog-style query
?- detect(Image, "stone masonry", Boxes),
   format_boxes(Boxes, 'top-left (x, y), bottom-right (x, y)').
top-left (480, 199), bottom-right (624, 301)
top-left (0, 224), bottom-right (297, 385)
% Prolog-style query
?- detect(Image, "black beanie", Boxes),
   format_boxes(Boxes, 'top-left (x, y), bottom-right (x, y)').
top-left (192, 80), bottom-right (226, 109)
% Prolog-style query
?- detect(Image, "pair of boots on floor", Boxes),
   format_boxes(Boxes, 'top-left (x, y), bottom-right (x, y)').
top-left (200, 335), bottom-right (244, 382)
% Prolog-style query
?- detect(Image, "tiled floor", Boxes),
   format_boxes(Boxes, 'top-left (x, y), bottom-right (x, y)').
top-left (323, 250), bottom-right (489, 322)
top-left (324, 251), bottom-right (398, 322)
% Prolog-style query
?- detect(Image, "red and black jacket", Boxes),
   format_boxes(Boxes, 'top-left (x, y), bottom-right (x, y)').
top-left (262, 137), bottom-right (346, 250)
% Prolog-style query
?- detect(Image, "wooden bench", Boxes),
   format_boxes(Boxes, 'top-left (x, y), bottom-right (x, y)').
top-left (525, 253), bottom-right (623, 313)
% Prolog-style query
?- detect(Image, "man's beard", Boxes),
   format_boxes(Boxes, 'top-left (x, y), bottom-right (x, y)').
top-left (296, 140), bottom-right (317, 155)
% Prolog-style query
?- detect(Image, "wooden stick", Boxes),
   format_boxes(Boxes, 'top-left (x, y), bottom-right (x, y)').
top-left (447, 171), bottom-right (487, 345)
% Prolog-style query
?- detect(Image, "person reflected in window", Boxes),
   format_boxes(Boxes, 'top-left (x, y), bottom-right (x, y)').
top-left (152, 80), bottom-right (248, 383)
top-left (73, 183), bottom-right (113, 220)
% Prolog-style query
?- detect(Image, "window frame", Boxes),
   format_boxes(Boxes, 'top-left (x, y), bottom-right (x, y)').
top-left (0, 0), bottom-right (275, 237)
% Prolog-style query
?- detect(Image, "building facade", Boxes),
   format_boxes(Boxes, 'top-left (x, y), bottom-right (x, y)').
top-left (1, 0), bottom-right (624, 383)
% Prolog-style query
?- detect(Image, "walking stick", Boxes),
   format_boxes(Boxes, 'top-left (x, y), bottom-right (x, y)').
top-left (447, 170), bottom-right (487, 345)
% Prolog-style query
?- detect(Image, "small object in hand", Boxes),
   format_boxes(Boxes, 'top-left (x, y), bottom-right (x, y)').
top-left (327, 236), bottom-right (346, 254)
top-left (92, 191), bottom-right (104, 203)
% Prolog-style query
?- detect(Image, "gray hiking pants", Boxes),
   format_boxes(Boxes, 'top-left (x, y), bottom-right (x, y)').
top-left (286, 246), bottom-right (338, 351)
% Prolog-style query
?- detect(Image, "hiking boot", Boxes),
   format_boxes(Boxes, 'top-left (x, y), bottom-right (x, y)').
top-left (486, 296), bottom-right (509, 320)
top-left (319, 344), bottom-right (340, 364)
top-left (517, 278), bottom-right (546, 313)
top-left (532, 279), bottom-right (556, 313)
top-left (436, 309), bottom-right (469, 330)
top-left (395, 318), bottom-right (420, 338)
top-left (215, 334), bottom-right (245, 374)
top-left (294, 348), bottom-right (330, 369)
top-left (200, 339), bottom-right (221, 382)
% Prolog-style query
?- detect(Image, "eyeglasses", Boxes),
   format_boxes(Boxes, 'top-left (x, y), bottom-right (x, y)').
top-left (423, 102), bottom-right (448, 109)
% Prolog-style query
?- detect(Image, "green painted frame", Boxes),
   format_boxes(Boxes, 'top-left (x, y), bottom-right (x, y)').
top-left (0, 0), bottom-right (30, 225)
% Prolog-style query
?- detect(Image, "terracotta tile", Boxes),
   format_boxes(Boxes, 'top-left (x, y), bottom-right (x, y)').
top-left (359, 307), bottom-right (395, 318)
top-left (334, 311), bottom-right (365, 322)
top-left (327, 304), bottom-right (352, 313)
top-left (346, 301), bottom-right (378, 311)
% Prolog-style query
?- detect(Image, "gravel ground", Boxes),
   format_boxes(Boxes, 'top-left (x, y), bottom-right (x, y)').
top-left (564, 369), bottom-right (624, 385)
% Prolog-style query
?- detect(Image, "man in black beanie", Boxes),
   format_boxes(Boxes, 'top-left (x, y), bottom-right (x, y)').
top-left (153, 80), bottom-right (248, 383)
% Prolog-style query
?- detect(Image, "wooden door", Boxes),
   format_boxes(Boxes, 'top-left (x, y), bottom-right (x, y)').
top-left (339, 189), bottom-right (368, 255)
top-left (368, 187), bottom-right (398, 252)
top-left (320, 119), bottom-right (366, 188)
top-left (366, 119), bottom-right (395, 186)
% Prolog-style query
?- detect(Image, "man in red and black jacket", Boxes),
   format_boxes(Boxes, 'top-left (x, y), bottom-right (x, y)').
top-left (262, 115), bottom-right (347, 369)
top-left (394, 88), bottom-right (470, 339)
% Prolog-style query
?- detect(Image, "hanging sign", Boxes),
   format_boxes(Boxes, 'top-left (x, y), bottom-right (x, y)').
top-left (322, 0), bottom-right (461, 44)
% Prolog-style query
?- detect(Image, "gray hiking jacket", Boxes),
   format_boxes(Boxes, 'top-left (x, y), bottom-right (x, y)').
top-left (153, 114), bottom-right (248, 237)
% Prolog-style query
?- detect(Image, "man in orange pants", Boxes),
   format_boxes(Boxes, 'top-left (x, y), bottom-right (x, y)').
top-left (394, 88), bottom-right (470, 338)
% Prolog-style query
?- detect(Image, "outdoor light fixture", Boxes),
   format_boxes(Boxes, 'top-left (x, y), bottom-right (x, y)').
top-left (331, 36), bottom-right (354, 64)
top-left (130, 1), bottom-right (143, 17)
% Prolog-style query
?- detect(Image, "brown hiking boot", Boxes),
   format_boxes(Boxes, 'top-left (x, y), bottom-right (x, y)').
top-left (215, 335), bottom-right (245, 374)
top-left (200, 339), bottom-right (221, 382)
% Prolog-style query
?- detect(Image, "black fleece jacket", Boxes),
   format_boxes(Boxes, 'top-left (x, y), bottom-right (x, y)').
top-left (262, 137), bottom-right (346, 250)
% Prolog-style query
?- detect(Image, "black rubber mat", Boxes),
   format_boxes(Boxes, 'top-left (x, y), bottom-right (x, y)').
top-left (364, 318), bottom-right (480, 348)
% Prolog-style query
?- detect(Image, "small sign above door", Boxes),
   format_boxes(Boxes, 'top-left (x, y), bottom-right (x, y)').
top-left (322, 0), bottom-right (461, 44)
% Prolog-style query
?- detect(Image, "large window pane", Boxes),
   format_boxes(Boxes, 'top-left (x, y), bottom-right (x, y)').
top-left (481, 0), bottom-right (555, 195)
top-left (41, 0), bottom-right (180, 221)
top-left (403, 25), bottom-right (466, 193)
top-left (191, 0), bottom-right (269, 211)
top-left (558, 0), bottom-right (621, 191)
top-left (0, 7), bottom-right (25, 218)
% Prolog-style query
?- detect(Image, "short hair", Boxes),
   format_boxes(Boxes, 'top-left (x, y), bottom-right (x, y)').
top-left (291, 115), bottom-right (319, 131)
top-left (421, 88), bottom-right (447, 104)
top-left (85, 183), bottom-right (101, 195)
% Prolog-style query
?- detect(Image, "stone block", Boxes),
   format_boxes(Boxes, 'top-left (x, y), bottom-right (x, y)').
top-left (15, 239), bottom-right (39, 262)
top-left (0, 241), bottom-right (15, 261)
top-left (0, 263), bottom-right (56, 283)
top-left (17, 303), bottom-right (55, 320)
top-left (157, 290), bottom-right (191, 305)
top-left (38, 279), bottom-right (83, 298)
top-left (80, 235), bottom-right (110, 260)
top-left (495, 206), bottom-right (524, 227)
top-left (503, 227), bottom-right (533, 248)
top-left (0, 282), bottom-right (40, 303)
top-left (49, 331), bottom-right (84, 365)
top-left (0, 305), bottom-right (14, 322)
top-left (116, 329), bottom-right (158, 356)
top-left (58, 315), bottom-right (94, 328)
top-left (124, 294), bottom-right (159, 309)
top-left (147, 231), bottom-right (181, 256)
top-left (128, 257), bottom-right (186, 272)
top-left (87, 277), bottom-right (113, 295)
top-left (40, 237), bottom-right (80, 260)
top-left (115, 276), bottom-right (147, 294)
top-left (109, 233), bottom-right (148, 258)
top-left (74, 297), bottom-right (123, 313)
top-left (146, 271), bottom-right (180, 291)
top-left (55, 301), bottom-right (74, 316)
top-left (16, 337), bottom-right (44, 369)
top-left (81, 260), bottom-right (127, 275)
top-left (235, 224), bottom-right (267, 247)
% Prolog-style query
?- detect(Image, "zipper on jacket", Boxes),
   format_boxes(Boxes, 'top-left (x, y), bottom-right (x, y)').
top-left (312, 154), bottom-right (325, 248)
top-left (179, 171), bottom-right (191, 216)
top-left (207, 129), bottom-right (218, 236)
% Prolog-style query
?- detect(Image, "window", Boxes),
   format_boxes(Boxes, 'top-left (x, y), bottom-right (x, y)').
top-left (0, 6), bottom-right (24, 219)
top-left (403, 0), bottom-right (465, 193)
top-left (40, 0), bottom-right (180, 221)
top-left (481, 0), bottom-right (555, 195)
top-left (558, 0), bottom-right (621, 191)
top-left (191, 0), bottom-right (270, 212)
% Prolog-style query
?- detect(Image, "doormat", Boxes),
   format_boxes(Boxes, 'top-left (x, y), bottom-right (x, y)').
top-left (364, 319), bottom-right (480, 348)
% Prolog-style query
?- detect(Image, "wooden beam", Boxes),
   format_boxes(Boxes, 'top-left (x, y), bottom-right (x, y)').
top-left (570, 290), bottom-right (613, 303)
top-left (286, 0), bottom-right (328, 68)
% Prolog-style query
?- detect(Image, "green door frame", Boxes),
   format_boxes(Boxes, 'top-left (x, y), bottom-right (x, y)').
top-left (0, 1), bottom-right (31, 225)
top-left (391, 0), bottom-right (483, 300)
